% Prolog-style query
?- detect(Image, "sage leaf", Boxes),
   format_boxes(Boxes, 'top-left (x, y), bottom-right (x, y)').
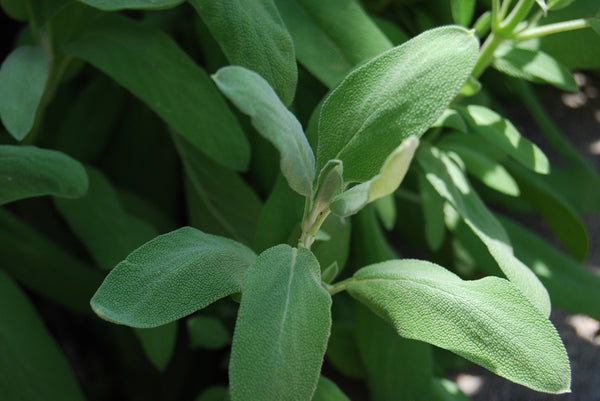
top-left (191, 0), bottom-right (297, 105)
top-left (330, 136), bottom-right (418, 217)
top-left (347, 259), bottom-right (571, 394)
top-left (77, 0), bottom-right (184, 10)
top-left (431, 109), bottom-right (467, 133)
top-left (431, 378), bottom-right (471, 401)
top-left (274, 0), bottom-right (392, 88)
top-left (313, 376), bottom-right (350, 401)
top-left (417, 173), bottom-right (446, 252)
top-left (91, 227), bottom-right (256, 328)
top-left (506, 161), bottom-right (589, 261)
top-left (0, 145), bottom-right (88, 205)
top-left (326, 320), bottom-right (366, 379)
top-left (459, 105), bottom-right (550, 174)
top-left (439, 142), bottom-right (521, 196)
top-left (373, 195), bottom-right (396, 231)
top-left (54, 168), bottom-right (159, 270)
top-left (500, 216), bottom-right (600, 321)
top-left (0, 271), bottom-right (86, 401)
top-left (493, 43), bottom-right (578, 92)
top-left (311, 214), bottom-right (352, 277)
top-left (213, 66), bottom-right (315, 196)
top-left (0, 209), bottom-right (102, 314)
top-left (356, 303), bottom-right (433, 401)
top-left (451, 0), bottom-right (476, 26)
top-left (253, 175), bottom-right (304, 252)
top-left (174, 135), bottom-right (262, 246)
top-left (590, 18), bottom-right (600, 35)
top-left (0, 46), bottom-right (49, 140)
top-left (195, 386), bottom-right (229, 401)
top-left (229, 245), bottom-right (331, 401)
top-left (63, 14), bottom-right (250, 171)
top-left (318, 26), bottom-right (478, 182)
top-left (417, 146), bottom-right (551, 316)
top-left (135, 322), bottom-right (177, 371)
top-left (1, 0), bottom-right (28, 20)
top-left (187, 315), bottom-right (231, 350)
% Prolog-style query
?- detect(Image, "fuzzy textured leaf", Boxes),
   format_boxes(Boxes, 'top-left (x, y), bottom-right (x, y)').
top-left (187, 315), bottom-right (231, 350)
top-left (312, 376), bottom-right (350, 401)
top-left (63, 14), bottom-right (249, 171)
top-left (330, 136), bottom-right (419, 217)
top-left (0, 145), bottom-right (88, 205)
top-left (459, 105), bottom-right (550, 174)
top-left (230, 245), bottom-right (331, 401)
top-left (213, 66), bottom-right (314, 196)
top-left (493, 43), bottom-right (578, 92)
top-left (191, 0), bottom-right (297, 105)
top-left (347, 259), bottom-right (571, 393)
top-left (318, 26), bottom-right (478, 182)
top-left (91, 227), bottom-right (256, 327)
top-left (0, 272), bottom-right (86, 401)
top-left (417, 146), bottom-right (551, 316)
top-left (0, 46), bottom-right (49, 140)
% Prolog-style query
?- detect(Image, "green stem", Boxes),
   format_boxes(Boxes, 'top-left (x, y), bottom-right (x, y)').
top-left (515, 18), bottom-right (590, 39)
top-left (325, 277), bottom-right (355, 295)
top-left (499, 0), bottom-right (514, 20)
top-left (498, 0), bottom-right (535, 35)
top-left (471, 32), bottom-right (504, 79)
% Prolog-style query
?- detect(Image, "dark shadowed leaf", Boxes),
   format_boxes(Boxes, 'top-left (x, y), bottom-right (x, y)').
top-left (0, 145), bottom-right (88, 205)
top-left (63, 14), bottom-right (250, 171)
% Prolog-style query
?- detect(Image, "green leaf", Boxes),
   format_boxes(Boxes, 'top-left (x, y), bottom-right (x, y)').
top-left (459, 105), bottom-right (550, 174)
top-left (330, 136), bottom-right (419, 217)
top-left (500, 215), bottom-right (600, 321)
top-left (347, 259), bottom-right (571, 393)
top-left (0, 209), bottom-right (102, 314)
top-left (229, 245), bottom-right (331, 401)
top-left (311, 214), bottom-right (352, 277)
top-left (0, 271), bottom-right (86, 401)
top-left (274, 0), bottom-right (392, 88)
top-left (175, 135), bottom-right (262, 246)
top-left (53, 75), bottom-right (125, 162)
top-left (91, 227), bottom-right (256, 328)
top-left (326, 319), bottom-right (366, 379)
top-left (547, 0), bottom-right (576, 10)
top-left (431, 109), bottom-right (467, 133)
top-left (417, 173), bottom-right (447, 252)
top-left (506, 161), bottom-right (589, 261)
top-left (451, 0), bottom-right (476, 26)
top-left (356, 303), bottom-right (433, 401)
top-left (0, 145), bottom-right (88, 205)
top-left (373, 194), bottom-right (396, 231)
top-left (135, 322), bottom-right (177, 371)
top-left (213, 66), bottom-right (315, 196)
top-left (1, 0), bottom-right (28, 20)
top-left (417, 145), bottom-right (551, 316)
top-left (589, 17), bottom-right (600, 35)
top-left (54, 168), bottom-right (159, 270)
top-left (312, 376), bottom-right (350, 401)
top-left (195, 386), bottom-right (230, 401)
top-left (493, 43), bottom-right (578, 92)
top-left (317, 26), bottom-right (478, 182)
top-left (63, 14), bottom-right (250, 171)
top-left (187, 315), bottom-right (231, 350)
top-left (438, 142), bottom-right (521, 196)
top-left (254, 175), bottom-right (304, 253)
top-left (76, 0), bottom-right (184, 10)
top-left (191, 0), bottom-right (297, 105)
top-left (0, 46), bottom-right (49, 140)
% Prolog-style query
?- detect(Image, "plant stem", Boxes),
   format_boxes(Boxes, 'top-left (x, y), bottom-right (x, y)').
top-left (471, 32), bottom-right (504, 79)
top-left (515, 18), bottom-right (590, 39)
top-left (498, 0), bottom-right (535, 34)
top-left (325, 277), bottom-right (354, 295)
